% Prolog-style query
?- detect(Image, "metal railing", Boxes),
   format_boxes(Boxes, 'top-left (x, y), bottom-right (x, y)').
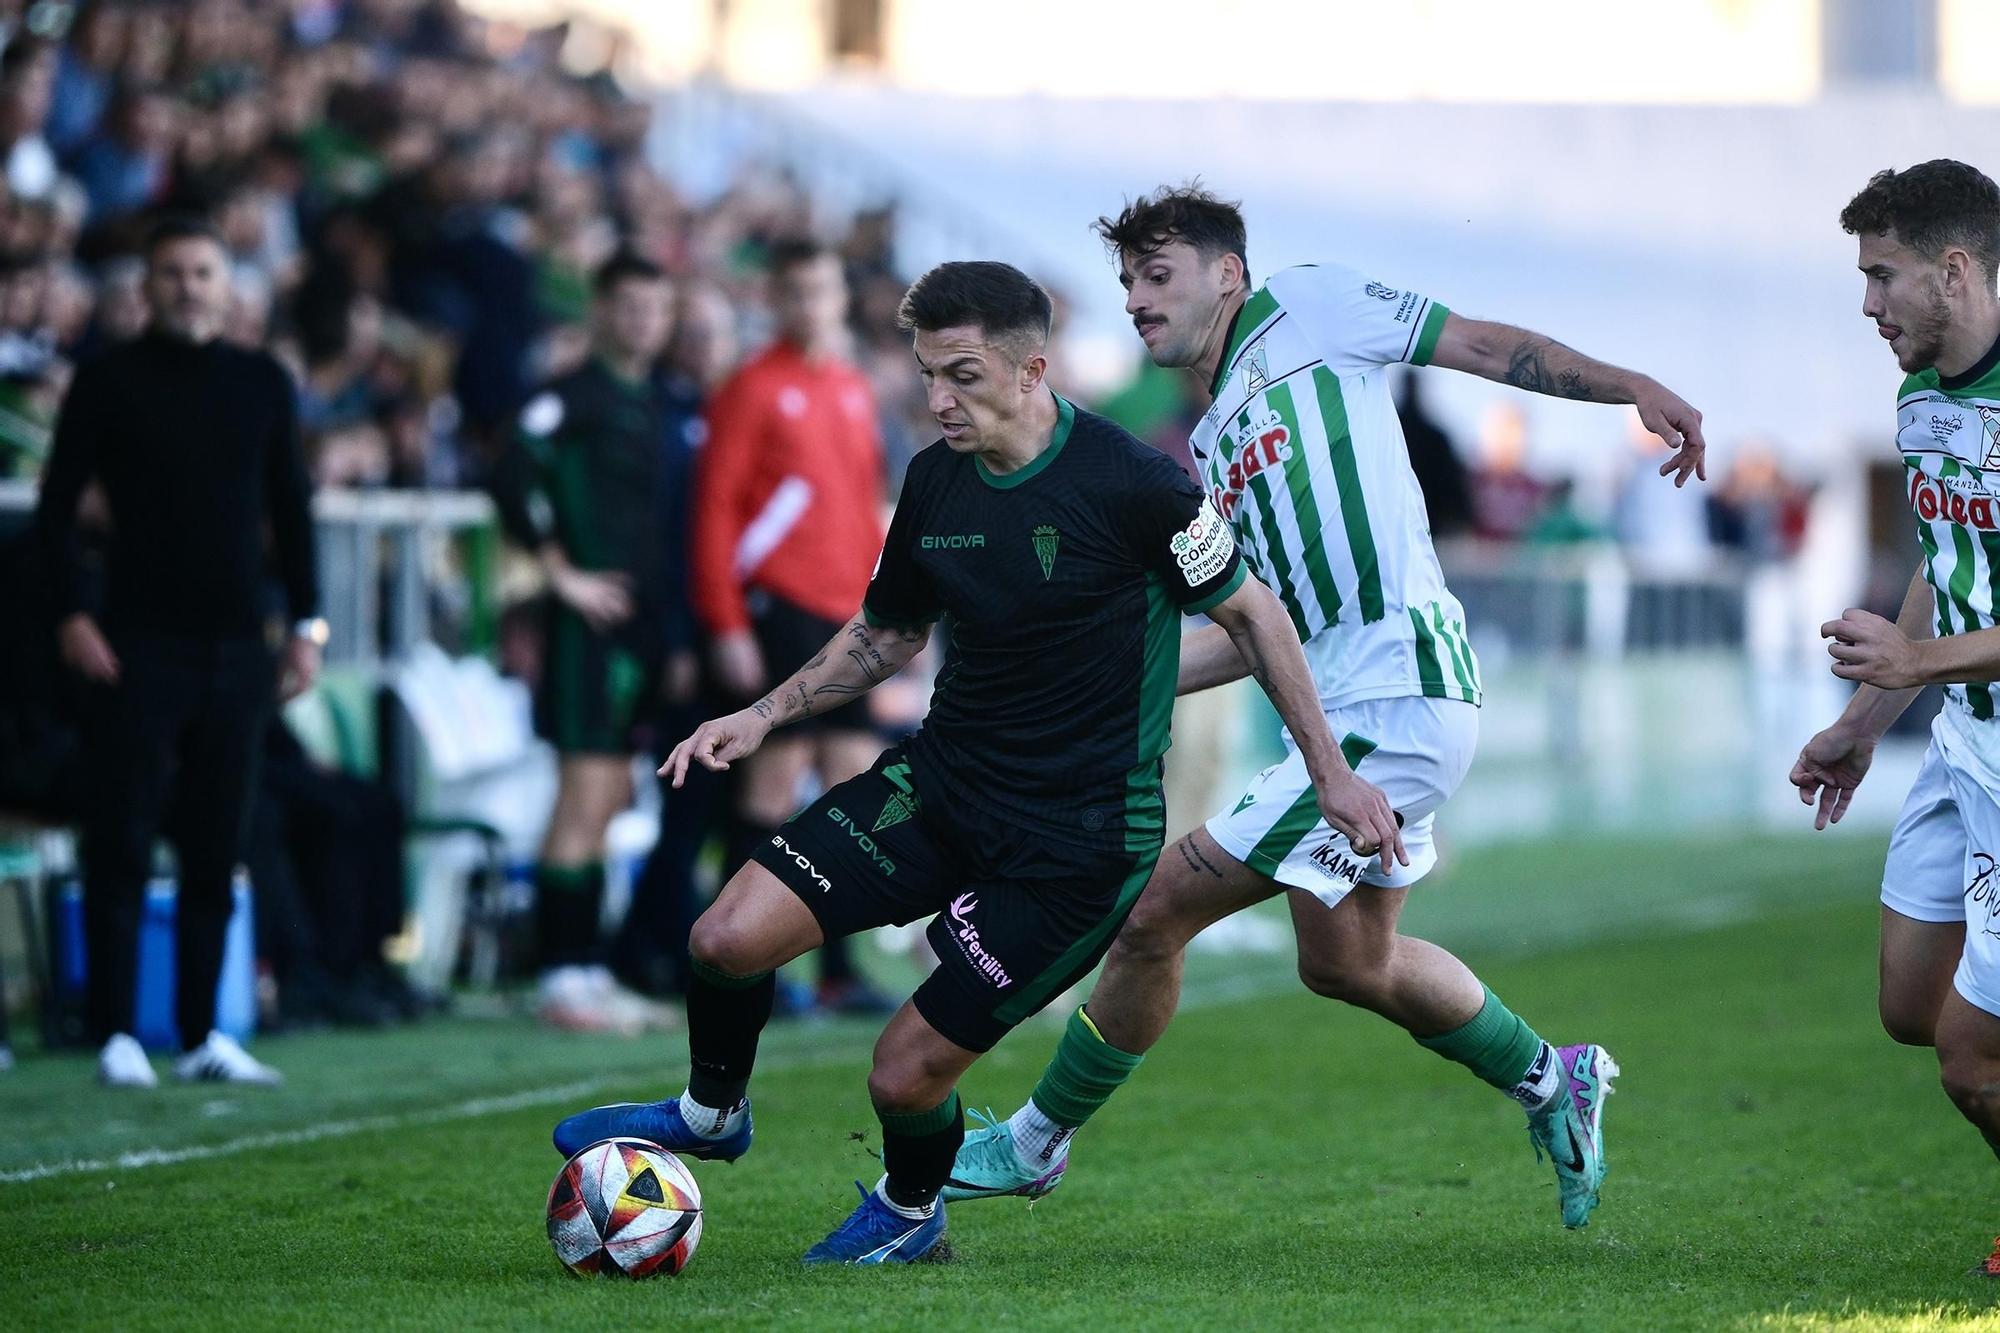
top-left (0, 483), bottom-right (501, 666)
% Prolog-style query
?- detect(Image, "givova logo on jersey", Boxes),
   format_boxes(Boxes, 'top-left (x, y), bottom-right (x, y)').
top-left (1207, 407), bottom-right (1294, 521)
top-left (1910, 468), bottom-right (2000, 531)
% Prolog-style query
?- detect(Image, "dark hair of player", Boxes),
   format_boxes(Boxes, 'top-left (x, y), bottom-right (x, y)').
top-left (1094, 182), bottom-right (1250, 281)
top-left (766, 236), bottom-right (831, 276)
top-left (894, 260), bottom-right (1053, 356)
top-left (1841, 159), bottom-right (2000, 281)
top-left (144, 213), bottom-right (226, 258)
top-left (592, 249), bottom-right (666, 296)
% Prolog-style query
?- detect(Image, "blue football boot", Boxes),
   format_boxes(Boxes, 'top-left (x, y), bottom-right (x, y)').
top-left (802, 1180), bottom-right (949, 1265)
top-left (551, 1095), bottom-right (753, 1162)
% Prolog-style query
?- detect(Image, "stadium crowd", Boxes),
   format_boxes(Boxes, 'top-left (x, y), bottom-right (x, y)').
top-left (0, 0), bottom-right (946, 1058)
top-left (0, 0), bottom-right (1820, 1067)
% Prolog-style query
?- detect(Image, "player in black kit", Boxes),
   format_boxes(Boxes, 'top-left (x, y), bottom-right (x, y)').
top-left (551, 261), bottom-right (1380, 1264)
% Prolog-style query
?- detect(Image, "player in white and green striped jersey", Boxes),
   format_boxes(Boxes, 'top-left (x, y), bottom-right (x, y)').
top-left (1794, 160), bottom-right (2000, 1275)
top-left (948, 185), bottom-right (1706, 1230)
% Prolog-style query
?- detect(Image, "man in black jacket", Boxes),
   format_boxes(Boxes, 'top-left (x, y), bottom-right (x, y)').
top-left (36, 215), bottom-right (322, 1087)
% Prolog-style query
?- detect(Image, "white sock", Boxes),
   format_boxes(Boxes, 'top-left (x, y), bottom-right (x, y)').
top-left (679, 1087), bottom-right (746, 1139)
top-left (875, 1178), bottom-right (936, 1220)
top-left (1007, 1099), bottom-right (1075, 1174)
top-left (1508, 1042), bottom-right (1565, 1113)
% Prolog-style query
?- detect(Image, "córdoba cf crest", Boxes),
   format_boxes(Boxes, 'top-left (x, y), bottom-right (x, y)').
top-left (1032, 525), bottom-right (1060, 580)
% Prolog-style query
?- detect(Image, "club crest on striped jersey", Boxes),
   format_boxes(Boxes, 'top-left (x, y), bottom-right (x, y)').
top-left (1243, 339), bottom-right (1270, 390)
top-left (1980, 406), bottom-right (2000, 468)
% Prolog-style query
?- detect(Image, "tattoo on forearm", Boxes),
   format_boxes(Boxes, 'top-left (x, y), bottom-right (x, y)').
top-left (1503, 336), bottom-right (1594, 400)
top-left (772, 619), bottom-right (928, 721)
top-left (751, 698), bottom-right (774, 721)
top-left (1177, 834), bottom-right (1224, 879)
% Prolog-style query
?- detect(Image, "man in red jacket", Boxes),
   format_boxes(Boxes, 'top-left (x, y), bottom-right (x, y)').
top-left (691, 239), bottom-right (894, 1014)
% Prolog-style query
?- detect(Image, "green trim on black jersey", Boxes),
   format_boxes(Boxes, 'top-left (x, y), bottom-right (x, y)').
top-left (589, 352), bottom-right (651, 394)
top-left (1114, 574), bottom-right (1179, 855)
top-left (975, 393), bottom-right (1076, 490)
top-left (1182, 559), bottom-right (1247, 617)
top-left (1411, 303), bottom-right (1451, 367)
top-left (992, 845), bottom-right (1160, 1027)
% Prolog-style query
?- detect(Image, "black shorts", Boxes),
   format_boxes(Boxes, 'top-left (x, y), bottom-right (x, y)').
top-left (747, 590), bottom-right (870, 737)
top-left (536, 605), bottom-right (659, 756)
top-left (750, 745), bottom-right (1157, 1052)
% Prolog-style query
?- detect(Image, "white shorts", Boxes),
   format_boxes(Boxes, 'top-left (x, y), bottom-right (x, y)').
top-left (1206, 695), bottom-right (1478, 909)
top-left (1881, 732), bottom-right (2000, 1019)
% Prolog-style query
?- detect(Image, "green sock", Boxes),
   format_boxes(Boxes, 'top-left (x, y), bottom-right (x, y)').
top-left (1415, 986), bottom-right (1548, 1093)
top-left (1029, 1006), bottom-right (1145, 1128)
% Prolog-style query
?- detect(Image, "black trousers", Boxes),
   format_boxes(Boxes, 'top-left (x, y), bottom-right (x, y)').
top-left (608, 695), bottom-right (723, 996)
top-left (81, 633), bottom-right (275, 1046)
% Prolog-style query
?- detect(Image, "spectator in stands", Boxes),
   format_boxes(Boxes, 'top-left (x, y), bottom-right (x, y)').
top-left (492, 252), bottom-right (689, 1033)
top-left (1397, 373), bottom-right (1474, 540)
top-left (35, 215), bottom-right (321, 1087)
top-left (690, 237), bottom-right (896, 1017)
top-left (0, 38), bottom-right (60, 202)
top-left (1708, 440), bottom-right (1812, 563)
top-left (48, 2), bottom-right (125, 160)
top-left (1469, 401), bottom-right (1555, 542)
top-left (1612, 406), bottom-right (1712, 574)
top-left (73, 83), bottom-right (174, 223)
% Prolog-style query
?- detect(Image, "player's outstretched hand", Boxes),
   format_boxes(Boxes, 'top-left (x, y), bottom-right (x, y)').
top-left (661, 707), bottom-right (773, 788)
top-left (1636, 378), bottom-right (1707, 488)
top-left (1316, 767), bottom-right (1408, 869)
top-left (1823, 608), bottom-right (1927, 690)
top-left (1789, 724), bottom-right (1876, 831)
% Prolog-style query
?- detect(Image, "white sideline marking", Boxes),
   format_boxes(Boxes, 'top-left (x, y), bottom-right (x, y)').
top-left (0, 969), bottom-right (1296, 1186)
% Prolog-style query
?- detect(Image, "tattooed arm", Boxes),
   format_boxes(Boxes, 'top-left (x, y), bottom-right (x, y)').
top-left (1427, 312), bottom-right (1708, 487)
top-left (1204, 577), bottom-right (1406, 865)
top-left (661, 615), bottom-right (930, 786)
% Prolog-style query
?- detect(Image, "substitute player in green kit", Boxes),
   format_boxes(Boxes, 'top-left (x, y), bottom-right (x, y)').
top-left (950, 186), bottom-right (1708, 1229)
top-left (550, 259), bottom-right (1398, 1263)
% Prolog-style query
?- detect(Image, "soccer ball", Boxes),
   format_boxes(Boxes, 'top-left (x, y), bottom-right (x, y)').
top-left (546, 1138), bottom-right (703, 1278)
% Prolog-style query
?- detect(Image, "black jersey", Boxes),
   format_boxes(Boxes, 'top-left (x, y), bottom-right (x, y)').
top-left (37, 330), bottom-right (316, 638)
top-left (497, 357), bottom-right (701, 653)
top-left (863, 395), bottom-right (1246, 853)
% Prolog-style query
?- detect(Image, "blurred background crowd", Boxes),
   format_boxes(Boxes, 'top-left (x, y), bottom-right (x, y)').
top-left (0, 0), bottom-right (1898, 1066)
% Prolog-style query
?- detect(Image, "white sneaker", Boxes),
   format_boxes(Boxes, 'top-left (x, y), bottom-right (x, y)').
top-left (98, 1032), bottom-right (158, 1088)
top-left (538, 964), bottom-right (633, 1034)
top-left (589, 967), bottom-right (683, 1034)
top-left (537, 965), bottom-right (679, 1035)
top-left (174, 1031), bottom-right (283, 1085)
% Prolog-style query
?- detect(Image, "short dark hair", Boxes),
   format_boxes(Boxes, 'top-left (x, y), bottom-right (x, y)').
top-left (1841, 160), bottom-right (2000, 279)
top-left (145, 214), bottom-right (225, 258)
top-left (895, 261), bottom-right (1052, 355)
top-left (766, 237), bottom-right (831, 277)
top-left (1094, 182), bottom-right (1248, 278)
top-left (593, 250), bottom-right (666, 296)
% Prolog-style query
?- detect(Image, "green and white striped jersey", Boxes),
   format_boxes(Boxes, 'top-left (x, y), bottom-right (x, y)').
top-left (1190, 264), bottom-right (1480, 710)
top-left (1898, 345), bottom-right (2000, 777)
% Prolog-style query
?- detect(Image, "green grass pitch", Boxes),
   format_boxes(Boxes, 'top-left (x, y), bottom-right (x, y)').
top-left (3, 832), bottom-right (1998, 1331)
